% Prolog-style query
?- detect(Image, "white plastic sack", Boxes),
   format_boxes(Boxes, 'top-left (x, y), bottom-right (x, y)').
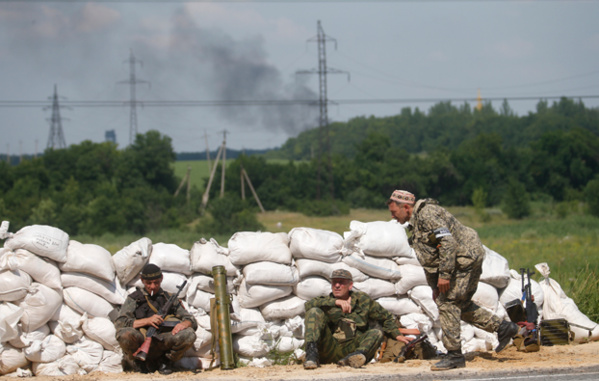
top-left (472, 281), bottom-right (499, 312)
top-left (342, 220), bottom-right (411, 258)
top-left (0, 268), bottom-right (31, 302)
top-left (32, 354), bottom-right (85, 376)
top-left (408, 285), bottom-right (439, 321)
top-left (293, 276), bottom-right (331, 301)
top-left (237, 279), bottom-right (292, 309)
top-left (231, 307), bottom-right (267, 334)
top-left (376, 296), bottom-right (422, 316)
top-left (63, 287), bottom-right (115, 318)
top-left (24, 334), bottom-right (66, 363)
top-left (190, 238), bottom-right (238, 277)
top-left (150, 242), bottom-right (192, 276)
top-left (342, 253), bottom-right (402, 281)
top-left (188, 273), bottom-right (236, 295)
top-left (288, 227), bottom-right (343, 263)
top-left (49, 304), bottom-right (85, 344)
top-left (20, 283), bottom-right (62, 332)
top-left (233, 333), bottom-right (272, 357)
top-left (393, 248), bottom-right (421, 266)
top-left (243, 261), bottom-right (299, 287)
top-left (8, 324), bottom-right (50, 349)
top-left (66, 337), bottom-right (104, 373)
top-left (186, 288), bottom-right (212, 312)
top-left (275, 336), bottom-right (304, 352)
top-left (95, 350), bottom-right (123, 374)
top-left (112, 237), bottom-right (152, 285)
top-left (60, 240), bottom-right (115, 282)
top-left (499, 269), bottom-right (544, 310)
top-left (260, 295), bottom-right (306, 321)
top-left (228, 232), bottom-right (292, 266)
top-left (480, 246), bottom-right (510, 289)
top-left (82, 316), bottom-right (119, 352)
top-left (354, 278), bottom-right (397, 299)
top-left (295, 259), bottom-right (369, 283)
top-left (0, 248), bottom-right (62, 290)
top-left (3, 224), bottom-right (69, 263)
top-left (0, 344), bottom-right (30, 375)
top-left (399, 312), bottom-right (435, 334)
top-left (61, 272), bottom-right (127, 306)
top-left (395, 264), bottom-right (428, 295)
top-left (0, 302), bottom-right (23, 343)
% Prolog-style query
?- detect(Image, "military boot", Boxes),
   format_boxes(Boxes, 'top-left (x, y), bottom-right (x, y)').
top-left (430, 350), bottom-right (465, 371)
top-left (495, 320), bottom-right (519, 352)
top-left (337, 351), bottom-right (367, 368)
top-left (303, 342), bottom-right (319, 370)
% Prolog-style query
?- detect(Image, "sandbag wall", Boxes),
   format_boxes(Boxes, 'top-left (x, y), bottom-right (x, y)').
top-left (1, 221), bottom-right (598, 375)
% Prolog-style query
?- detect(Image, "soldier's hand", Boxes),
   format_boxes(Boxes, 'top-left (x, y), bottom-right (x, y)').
top-left (171, 320), bottom-right (192, 335)
top-left (146, 314), bottom-right (164, 328)
top-left (437, 278), bottom-right (450, 294)
top-left (335, 298), bottom-right (352, 313)
top-left (396, 335), bottom-right (413, 344)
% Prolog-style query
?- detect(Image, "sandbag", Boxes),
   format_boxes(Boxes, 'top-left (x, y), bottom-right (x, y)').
top-left (376, 296), bottom-right (422, 316)
top-left (186, 288), bottom-right (212, 312)
top-left (393, 248), bottom-right (421, 266)
top-left (472, 281), bottom-right (499, 312)
top-left (288, 227), bottom-right (343, 263)
top-left (260, 295), bottom-right (306, 321)
top-left (31, 354), bottom-right (84, 376)
top-left (294, 259), bottom-right (368, 282)
top-left (20, 283), bottom-right (62, 332)
top-left (112, 237), bottom-right (152, 285)
top-left (0, 343), bottom-right (30, 375)
top-left (342, 253), bottom-right (402, 281)
top-left (150, 242), bottom-right (192, 276)
top-left (480, 246), bottom-right (510, 289)
top-left (49, 304), bottom-right (85, 344)
top-left (24, 334), bottom-right (65, 363)
top-left (237, 279), bottom-right (292, 309)
top-left (233, 333), bottom-right (272, 358)
top-left (408, 285), bottom-right (439, 321)
top-left (395, 264), bottom-right (428, 295)
top-left (61, 272), bottom-right (127, 306)
top-left (275, 336), bottom-right (304, 353)
top-left (0, 268), bottom-right (31, 302)
top-left (82, 316), bottom-right (119, 351)
top-left (189, 238), bottom-right (238, 277)
top-left (63, 287), bottom-right (115, 318)
top-left (187, 273), bottom-right (236, 295)
top-left (8, 324), bottom-right (49, 349)
top-left (293, 276), bottom-right (331, 301)
top-left (230, 307), bottom-right (267, 334)
top-left (96, 350), bottom-right (123, 373)
top-left (499, 269), bottom-right (544, 310)
top-left (66, 337), bottom-right (104, 373)
top-left (0, 302), bottom-right (23, 343)
top-left (3, 224), bottom-right (69, 263)
top-left (243, 261), bottom-right (299, 287)
top-left (228, 232), bottom-right (292, 266)
top-left (0, 248), bottom-right (62, 290)
top-left (353, 278), bottom-right (397, 299)
top-left (342, 220), bottom-right (411, 258)
top-left (60, 240), bottom-right (115, 282)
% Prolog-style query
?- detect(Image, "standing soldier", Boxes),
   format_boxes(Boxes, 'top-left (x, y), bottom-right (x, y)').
top-left (303, 269), bottom-right (414, 369)
top-left (387, 190), bottom-right (519, 371)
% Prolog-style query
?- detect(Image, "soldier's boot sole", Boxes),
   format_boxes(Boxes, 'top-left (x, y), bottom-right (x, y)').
top-left (430, 356), bottom-right (466, 371)
top-left (495, 321), bottom-right (519, 353)
top-left (303, 360), bottom-right (319, 370)
top-left (337, 352), bottom-right (366, 368)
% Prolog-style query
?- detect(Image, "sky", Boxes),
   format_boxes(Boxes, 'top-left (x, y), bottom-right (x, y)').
top-left (1, 0), bottom-right (598, 156)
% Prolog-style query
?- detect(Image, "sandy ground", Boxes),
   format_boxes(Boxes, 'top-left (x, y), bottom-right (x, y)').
top-left (21, 340), bottom-right (599, 381)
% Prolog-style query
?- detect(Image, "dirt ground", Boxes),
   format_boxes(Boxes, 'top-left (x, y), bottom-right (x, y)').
top-left (22, 340), bottom-right (599, 381)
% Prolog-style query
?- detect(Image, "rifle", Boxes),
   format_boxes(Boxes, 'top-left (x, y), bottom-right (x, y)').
top-left (133, 280), bottom-right (187, 361)
top-left (520, 268), bottom-right (539, 324)
top-left (393, 333), bottom-right (428, 363)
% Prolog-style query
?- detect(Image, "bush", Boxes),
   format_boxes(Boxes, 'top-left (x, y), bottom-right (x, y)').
top-left (198, 196), bottom-right (265, 236)
top-left (584, 177), bottom-right (599, 217)
top-left (501, 179), bottom-right (531, 219)
top-left (298, 199), bottom-right (350, 217)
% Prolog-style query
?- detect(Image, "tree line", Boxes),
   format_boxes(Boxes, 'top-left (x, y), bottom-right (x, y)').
top-left (1, 98), bottom-right (598, 236)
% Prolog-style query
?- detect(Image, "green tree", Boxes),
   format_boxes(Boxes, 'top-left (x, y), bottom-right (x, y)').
top-left (584, 177), bottom-right (599, 217)
top-left (502, 179), bottom-right (531, 219)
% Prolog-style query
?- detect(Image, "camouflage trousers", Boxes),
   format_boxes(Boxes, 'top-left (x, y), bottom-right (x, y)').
top-left (434, 258), bottom-right (502, 351)
top-left (304, 307), bottom-right (384, 364)
top-left (116, 327), bottom-right (196, 363)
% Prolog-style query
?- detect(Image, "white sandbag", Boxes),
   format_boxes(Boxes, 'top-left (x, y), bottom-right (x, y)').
top-left (186, 288), bottom-right (212, 312)
top-left (480, 246), bottom-right (510, 289)
top-left (237, 279), bottom-right (292, 309)
top-left (499, 269), bottom-right (544, 310)
top-left (393, 248), bottom-right (421, 266)
top-left (190, 238), bottom-right (238, 277)
top-left (8, 324), bottom-right (49, 349)
top-left (473, 326), bottom-right (499, 349)
top-left (243, 261), bottom-right (299, 287)
top-left (82, 316), bottom-right (119, 352)
top-left (408, 285), bottom-right (439, 321)
top-left (260, 295), bottom-right (306, 321)
top-left (395, 264), bottom-right (428, 295)
top-left (3, 224), bottom-right (69, 263)
top-left (0, 248), bottom-right (62, 290)
top-left (284, 316), bottom-right (305, 339)
top-left (175, 356), bottom-right (213, 371)
top-left (342, 253), bottom-right (402, 281)
top-left (150, 242), bottom-right (192, 276)
top-left (20, 283), bottom-right (62, 332)
top-left (63, 287), bottom-right (115, 318)
top-left (376, 296), bottom-right (422, 316)
top-left (24, 334), bottom-right (66, 363)
top-left (0, 302), bottom-right (23, 343)
top-left (288, 227), bottom-right (343, 263)
top-left (61, 272), bottom-right (127, 306)
top-left (293, 276), bottom-right (331, 301)
top-left (95, 350), bottom-right (123, 374)
top-left (536, 262), bottom-right (599, 342)
top-left (31, 354), bottom-right (85, 376)
top-left (233, 333), bottom-right (272, 357)
top-left (472, 281), bottom-right (499, 312)
top-left (276, 336), bottom-right (304, 353)
top-left (0, 268), bottom-right (31, 302)
top-left (231, 307), bottom-right (267, 334)
top-left (295, 259), bottom-right (369, 282)
top-left (188, 273), bottom-right (236, 295)
top-left (399, 312), bottom-right (435, 334)
top-left (185, 326), bottom-right (213, 356)
top-left (228, 232), bottom-right (292, 266)
top-left (463, 337), bottom-right (490, 353)
top-left (60, 240), bottom-right (115, 282)
top-left (112, 237), bottom-right (152, 285)
top-left (353, 278), bottom-right (397, 299)
top-left (342, 220), bottom-right (411, 258)
top-left (0, 344), bottom-right (30, 375)
top-left (49, 304), bottom-right (85, 344)
top-left (66, 337), bottom-right (104, 373)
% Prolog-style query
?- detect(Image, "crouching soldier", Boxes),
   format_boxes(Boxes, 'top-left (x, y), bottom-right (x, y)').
top-left (303, 269), bottom-right (414, 369)
top-left (114, 264), bottom-right (197, 374)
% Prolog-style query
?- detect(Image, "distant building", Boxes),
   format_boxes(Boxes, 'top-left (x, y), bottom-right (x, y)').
top-left (105, 130), bottom-right (116, 144)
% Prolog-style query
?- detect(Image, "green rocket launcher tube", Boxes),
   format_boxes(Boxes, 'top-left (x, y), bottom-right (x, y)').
top-left (212, 265), bottom-right (235, 370)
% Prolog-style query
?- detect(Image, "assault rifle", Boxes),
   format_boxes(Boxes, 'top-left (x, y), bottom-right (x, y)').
top-left (520, 268), bottom-right (539, 324)
top-left (133, 280), bottom-right (187, 361)
top-left (393, 333), bottom-right (428, 363)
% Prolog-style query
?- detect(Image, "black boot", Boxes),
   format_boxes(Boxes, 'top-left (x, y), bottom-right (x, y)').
top-left (430, 350), bottom-right (465, 371)
top-left (157, 359), bottom-right (173, 375)
top-left (337, 351), bottom-right (367, 368)
top-left (496, 320), bottom-right (519, 352)
top-left (304, 342), bottom-right (319, 370)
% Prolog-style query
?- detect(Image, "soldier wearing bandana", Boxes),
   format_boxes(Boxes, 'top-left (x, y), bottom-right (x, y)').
top-left (114, 264), bottom-right (197, 374)
top-left (387, 190), bottom-right (518, 371)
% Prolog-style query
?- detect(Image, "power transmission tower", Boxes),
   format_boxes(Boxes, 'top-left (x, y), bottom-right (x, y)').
top-left (45, 84), bottom-right (68, 150)
top-left (119, 49), bottom-right (150, 146)
top-left (296, 20), bottom-right (349, 200)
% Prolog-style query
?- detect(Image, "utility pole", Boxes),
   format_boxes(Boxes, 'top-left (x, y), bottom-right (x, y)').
top-left (119, 49), bottom-right (150, 146)
top-left (45, 84), bottom-right (68, 150)
top-left (220, 130), bottom-right (228, 198)
top-left (204, 130), bottom-right (212, 170)
top-left (296, 20), bottom-right (349, 200)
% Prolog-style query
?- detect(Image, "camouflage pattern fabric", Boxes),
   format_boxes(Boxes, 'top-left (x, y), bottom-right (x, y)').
top-left (408, 199), bottom-right (502, 351)
top-left (304, 291), bottom-right (402, 364)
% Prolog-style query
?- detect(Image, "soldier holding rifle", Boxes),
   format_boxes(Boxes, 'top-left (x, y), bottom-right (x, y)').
top-left (115, 264), bottom-right (197, 374)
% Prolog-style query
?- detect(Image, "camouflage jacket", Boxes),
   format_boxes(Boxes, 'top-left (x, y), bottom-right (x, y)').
top-left (114, 287), bottom-right (197, 331)
top-left (304, 290), bottom-right (402, 338)
top-left (408, 198), bottom-right (485, 281)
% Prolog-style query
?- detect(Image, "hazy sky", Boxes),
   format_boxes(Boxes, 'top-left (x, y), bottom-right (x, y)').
top-left (1, 0), bottom-right (598, 155)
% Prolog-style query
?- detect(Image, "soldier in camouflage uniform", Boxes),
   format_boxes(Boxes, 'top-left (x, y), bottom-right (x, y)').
top-left (387, 190), bottom-right (519, 371)
top-left (303, 269), bottom-right (413, 369)
top-left (114, 264), bottom-right (197, 374)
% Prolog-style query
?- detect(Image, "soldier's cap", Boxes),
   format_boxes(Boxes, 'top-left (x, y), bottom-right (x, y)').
top-left (141, 263), bottom-right (162, 280)
top-left (331, 269), bottom-right (353, 281)
top-left (388, 190), bottom-right (415, 205)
